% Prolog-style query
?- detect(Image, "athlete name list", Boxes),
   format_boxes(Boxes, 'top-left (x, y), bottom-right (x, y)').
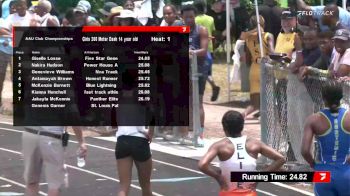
top-left (13, 27), bottom-right (189, 126)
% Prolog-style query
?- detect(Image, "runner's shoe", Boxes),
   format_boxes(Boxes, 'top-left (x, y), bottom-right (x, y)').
top-left (179, 137), bottom-right (194, 146)
top-left (211, 86), bottom-right (220, 101)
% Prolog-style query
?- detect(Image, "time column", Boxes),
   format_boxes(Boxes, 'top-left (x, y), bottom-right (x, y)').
top-left (137, 54), bottom-right (151, 102)
top-left (14, 50), bottom-right (24, 105)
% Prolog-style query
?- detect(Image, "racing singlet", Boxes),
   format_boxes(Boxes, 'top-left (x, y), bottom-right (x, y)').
top-left (219, 136), bottom-right (257, 196)
top-left (316, 107), bottom-right (350, 164)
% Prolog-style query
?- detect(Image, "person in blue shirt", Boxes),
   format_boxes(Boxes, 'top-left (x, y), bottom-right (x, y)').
top-left (301, 84), bottom-right (350, 196)
top-left (297, 0), bottom-right (350, 31)
top-left (1, 0), bottom-right (15, 19)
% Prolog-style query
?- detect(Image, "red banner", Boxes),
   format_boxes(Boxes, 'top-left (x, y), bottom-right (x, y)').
top-left (82, 26), bottom-right (190, 33)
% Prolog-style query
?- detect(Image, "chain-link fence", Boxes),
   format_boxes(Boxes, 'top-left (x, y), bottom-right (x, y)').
top-left (260, 59), bottom-right (350, 169)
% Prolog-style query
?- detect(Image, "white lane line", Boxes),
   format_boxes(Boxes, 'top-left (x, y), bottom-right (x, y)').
top-left (0, 176), bottom-right (47, 196)
top-left (0, 126), bottom-right (314, 195)
top-left (0, 147), bottom-right (164, 196)
top-left (0, 147), bottom-right (21, 155)
top-left (0, 122), bottom-right (12, 125)
top-left (256, 189), bottom-right (278, 196)
top-left (271, 182), bottom-right (314, 196)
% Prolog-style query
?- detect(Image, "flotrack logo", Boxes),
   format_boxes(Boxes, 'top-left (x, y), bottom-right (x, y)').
top-left (297, 10), bottom-right (334, 16)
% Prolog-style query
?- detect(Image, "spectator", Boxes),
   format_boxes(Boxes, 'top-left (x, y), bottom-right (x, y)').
top-left (298, 31), bottom-right (332, 117)
top-left (61, 8), bottom-right (76, 26)
top-left (4, 0), bottom-right (38, 28)
top-left (98, 1), bottom-right (118, 24)
top-left (73, 4), bottom-right (88, 26)
top-left (34, 0), bottom-right (59, 27)
top-left (198, 110), bottom-right (285, 195)
top-left (160, 4), bottom-right (181, 26)
top-left (123, 0), bottom-right (134, 11)
top-left (73, 3), bottom-right (100, 26)
top-left (98, 1), bottom-right (118, 18)
top-left (273, 10), bottom-right (299, 160)
top-left (0, 0), bottom-right (38, 109)
top-left (117, 9), bottom-right (140, 26)
top-left (296, 0), bottom-right (350, 31)
top-left (290, 28), bottom-right (321, 73)
top-left (9, 0), bottom-right (16, 15)
top-left (241, 15), bottom-right (274, 119)
top-left (107, 6), bottom-right (123, 26)
top-left (300, 31), bottom-right (334, 79)
top-left (179, 4), bottom-right (209, 147)
top-left (135, 0), bottom-right (164, 26)
top-left (0, 20), bottom-right (11, 110)
top-left (76, 0), bottom-right (100, 26)
top-left (232, 6), bottom-right (250, 41)
top-left (193, 0), bottom-right (220, 102)
top-left (193, 0), bottom-right (215, 56)
top-left (275, 10), bottom-right (298, 59)
top-left (207, 0), bottom-right (227, 50)
top-left (2, 0), bottom-right (15, 19)
top-left (322, 4), bottom-right (349, 31)
top-left (330, 29), bottom-right (350, 77)
top-left (258, 0), bottom-right (283, 42)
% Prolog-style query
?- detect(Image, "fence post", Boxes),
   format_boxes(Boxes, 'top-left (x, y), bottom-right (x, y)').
top-left (260, 58), bottom-right (268, 144)
top-left (259, 58), bottom-right (269, 165)
top-left (191, 53), bottom-right (201, 146)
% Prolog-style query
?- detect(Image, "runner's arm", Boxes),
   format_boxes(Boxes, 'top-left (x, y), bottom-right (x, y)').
top-left (198, 142), bottom-right (228, 190)
top-left (147, 127), bottom-right (154, 143)
top-left (343, 112), bottom-right (350, 163)
top-left (259, 142), bottom-right (286, 171)
top-left (301, 115), bottom-right (316, 168)
top-left (190, 26), bottom-right (209, 57)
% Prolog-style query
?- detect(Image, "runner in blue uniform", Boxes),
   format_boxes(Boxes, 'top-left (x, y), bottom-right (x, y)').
top-left (301, 84), bottom-right (350, 196)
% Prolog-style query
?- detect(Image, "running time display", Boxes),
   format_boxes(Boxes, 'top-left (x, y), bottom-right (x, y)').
top-left (231, 171), bottom-right (331, 183)
top-left (13, 27), bottom-right (189, 126)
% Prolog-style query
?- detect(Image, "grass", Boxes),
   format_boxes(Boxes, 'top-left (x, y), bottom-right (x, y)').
top-left (202, 50), bottom-right (250, 106)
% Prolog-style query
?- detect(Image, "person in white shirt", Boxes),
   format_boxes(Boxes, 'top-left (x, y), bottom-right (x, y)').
top-left (330, 29), bottom-right (350, 77)
top-left (160, 4), bottom-right (181, 26)
top-left (4, 0), bottom-right (39, 28)
top-left (198, 110), bottom-right (285, 195)
top-left (34, 0), bottom-right (59, 27)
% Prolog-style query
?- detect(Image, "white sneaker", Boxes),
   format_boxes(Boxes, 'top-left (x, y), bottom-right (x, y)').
top-left (163, 134), bottom-right (179, 141)
top-left (196, 137), bottom-right (205, 148)
top-left (179, 137), bottom-right (194, 146)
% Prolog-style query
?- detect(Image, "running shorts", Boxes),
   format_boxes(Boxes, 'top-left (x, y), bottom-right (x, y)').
top-left (115, 135), bottom-right (151, 162)
top-left (314, 164), bottom-right (350, 196)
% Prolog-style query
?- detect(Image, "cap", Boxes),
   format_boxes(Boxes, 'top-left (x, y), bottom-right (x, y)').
top-left (74, 5), bottom-right (88, 14)
top-left (98, 2), bottom-right (118, 16)
top-left (110, 6), bottom-right (123, 15)
top-left (117, 9), bottom-right (136, 18)
top-left (281, 10), bottom-right (296, 19)
top-left (77, 0), bottom-right (91, 12)
top-left (333, 29), bottom-right (350, 41)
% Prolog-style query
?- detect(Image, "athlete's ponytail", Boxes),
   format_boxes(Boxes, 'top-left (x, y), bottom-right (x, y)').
top-left (329, 103), bottom-right (340, 113)
top-left (321, 83), bottom-right (343, 113)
